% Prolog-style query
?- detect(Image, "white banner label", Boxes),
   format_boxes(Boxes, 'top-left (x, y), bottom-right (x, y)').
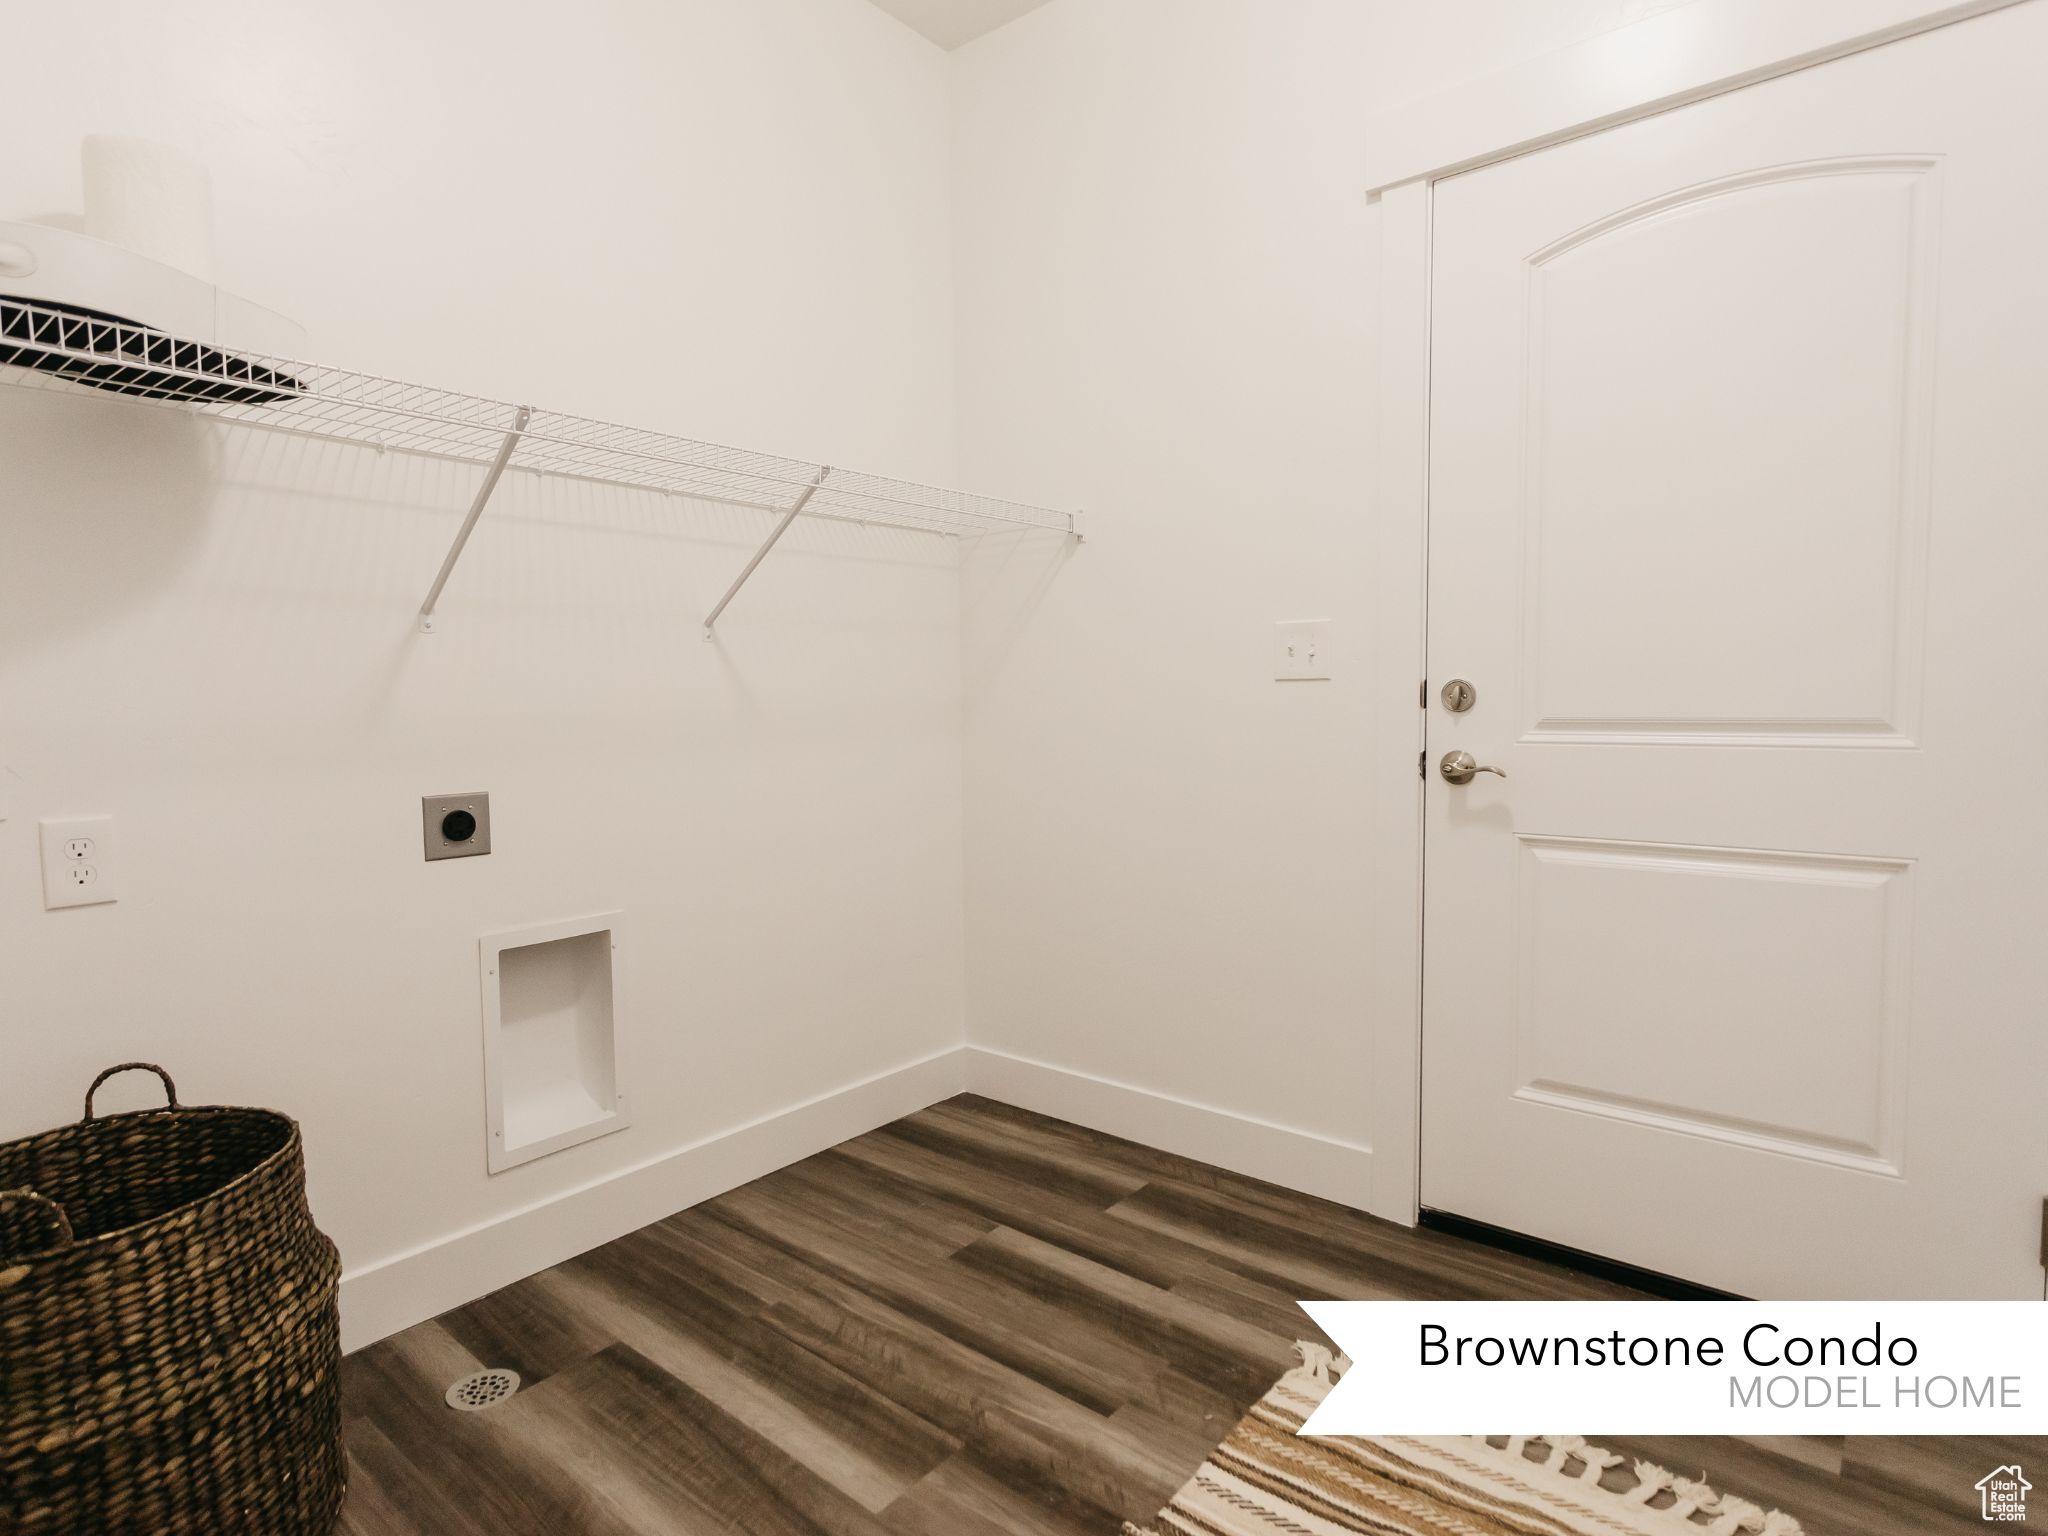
top-left (1299, 1301), bottom-right (2048, 1435)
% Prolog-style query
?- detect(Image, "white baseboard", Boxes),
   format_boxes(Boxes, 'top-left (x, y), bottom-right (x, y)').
top-left (341, 1043), bottom-right (1379, 1352)
top-left (338, 1046), bottom-right (966, 1352)
top-left (960, 1046), bottom-right (1374, 1212)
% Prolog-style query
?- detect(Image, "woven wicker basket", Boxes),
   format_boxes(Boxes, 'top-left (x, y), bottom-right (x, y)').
top-left (0, 1064), bottom-right (344, 1535)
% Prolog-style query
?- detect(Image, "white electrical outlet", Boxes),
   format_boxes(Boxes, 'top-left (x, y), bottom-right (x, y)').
top-left (40, 816), bottom-right (116, 909)
top-left (1274, 620), bottom-right (1332, 681)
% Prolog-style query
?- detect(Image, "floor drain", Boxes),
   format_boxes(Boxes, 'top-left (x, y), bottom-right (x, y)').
top-left (444, 1367), bottom-right (520, 1412)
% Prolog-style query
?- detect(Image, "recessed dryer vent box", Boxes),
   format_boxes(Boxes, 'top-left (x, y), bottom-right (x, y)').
top-left (480, 912), bottom-right (626, 1173)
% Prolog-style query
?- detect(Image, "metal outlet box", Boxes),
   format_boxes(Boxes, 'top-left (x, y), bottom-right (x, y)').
top-left (423, 792), bottom-right (491, 861)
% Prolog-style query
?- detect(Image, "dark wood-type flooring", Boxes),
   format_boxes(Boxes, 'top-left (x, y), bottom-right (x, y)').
top-left (338, 1095), bottom-right (2038, 1534)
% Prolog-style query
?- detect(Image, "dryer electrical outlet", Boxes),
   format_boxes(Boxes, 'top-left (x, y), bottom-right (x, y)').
top-left (40, 816), bottom-right (116, 909)
top-left (423, 793), bottom-right (491, 861)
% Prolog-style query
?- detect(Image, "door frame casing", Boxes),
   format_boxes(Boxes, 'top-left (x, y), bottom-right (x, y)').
top-left (1359, 0), bottom-right (2035, 1226)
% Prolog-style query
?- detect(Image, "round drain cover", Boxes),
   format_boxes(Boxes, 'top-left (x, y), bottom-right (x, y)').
top-left (444, 1367), bottom-right (520, 1412)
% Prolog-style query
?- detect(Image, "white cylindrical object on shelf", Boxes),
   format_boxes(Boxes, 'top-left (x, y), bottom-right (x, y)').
top-left (81, 135), bottom-right (215, 281)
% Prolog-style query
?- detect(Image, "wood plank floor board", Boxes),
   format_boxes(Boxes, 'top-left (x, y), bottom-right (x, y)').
top-left (1113, 1174), bottom-right (1640, 1303)
top-left (928, 1096), bottom-right (1328, 1202)
top-left (1106, 1367), bottom-right (1248, 1470)
top-left (1838, 1433), bottom-right (2048, 1521)
top-left (437, 1266), bottom-right (616, 1389)
top-left (342, 1324), bottom-right (644, 1536)
top-left (830, 1120), bottom-right (1321, 1298)
top-left (700, 1181), bottom-right (1169, 1418)
top-left (705, 1155), bottom-right (979, 1268)
top-left (877, 1450), bottom-right (1114, 1536)
top-left (339, 1094), bottom-right (2016, 1535)
top-left (828, 1126), bottom-right (1199, 1289)
top-left (1737, 1434), bottom-right (1846, 1475)
top-left (951, 1221), bottom-right (1299, 1398)
top-left (555, 1343), bottom-right (905, 1536)
top-left (772, 1146), bottom-right (1001, 1254)
top-left (613, 1208), bottom-right (814, 1314)
top-left (1163, 1264), bottom-right (1352, 1343)
top-left (469, 1352), bottom-right (740, 1536)
top-left (1105, 1185), bottom-right (1460, 1303)
top-left (934, 1097), bottom-right (1627, 1299)
top-left (531, 1260), bottom-right (959, 1513)
top-left (880, 1105), bottom-right (1154, 1207)
top-left (753, 1273), bottom-right (1199, 1525)
top-left (332, 1414), bottom-right (495, 1536)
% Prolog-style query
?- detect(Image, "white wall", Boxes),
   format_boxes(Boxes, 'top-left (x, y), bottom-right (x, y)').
top-left (0, 0), bottom-right (1721, 1344)
top-left (0, 0), bottom-right (964, 1346)
top-left (952, 0), bottom-right (1702, 1211)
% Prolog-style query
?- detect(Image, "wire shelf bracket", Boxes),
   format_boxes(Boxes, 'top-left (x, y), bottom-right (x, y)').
top-left (0, 295), bottom-right (1081, 637)
top-left (702, 465), bottom-right (831, 639)
top-left (418, 404), bottom-right (533, 634)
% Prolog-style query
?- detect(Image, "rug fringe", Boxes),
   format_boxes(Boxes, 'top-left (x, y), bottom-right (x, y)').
top-left (1283, 1338), bottom-right (1352, 1390)
top-left (1144, 1352), bottom-right (1805, 1536)
top-left (1474, 1437), bottom-right (1804, 1536)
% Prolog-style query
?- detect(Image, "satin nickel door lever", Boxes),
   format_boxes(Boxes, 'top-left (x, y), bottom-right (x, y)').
top-left (1439, 750), bottom-right (1506, 784)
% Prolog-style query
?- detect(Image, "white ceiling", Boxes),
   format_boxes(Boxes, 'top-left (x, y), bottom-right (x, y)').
top-left (865, 0), bottom-right (1057, 51)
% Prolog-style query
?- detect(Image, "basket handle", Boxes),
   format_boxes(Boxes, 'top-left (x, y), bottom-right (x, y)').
top-left (0, 1189), bottom-right (76, 1253)
top-left (83, 1062), bottom-right (179, 1121)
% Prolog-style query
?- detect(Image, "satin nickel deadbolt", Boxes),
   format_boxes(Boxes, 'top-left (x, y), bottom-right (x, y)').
top-left (1440, 679), bottom-right (1477, 713)
top-left (1439, 750), bottom-right (1506, 785)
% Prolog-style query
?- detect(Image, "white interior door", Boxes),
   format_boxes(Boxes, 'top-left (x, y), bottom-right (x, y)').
top-left (1420, 2), bottom-right (2048, 1299)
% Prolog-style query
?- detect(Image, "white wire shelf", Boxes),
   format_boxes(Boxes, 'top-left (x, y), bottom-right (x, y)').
top-left (0, 296), bottom-right (1078, 634)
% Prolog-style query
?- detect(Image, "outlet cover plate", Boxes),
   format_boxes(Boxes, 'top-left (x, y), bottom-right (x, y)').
top-left (423, 793), bottom-right (492, 861)
top-left (40, 816), bottom-right (116, 909)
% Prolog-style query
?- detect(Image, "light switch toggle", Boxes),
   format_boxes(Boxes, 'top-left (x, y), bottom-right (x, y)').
top-left (1274, 620), bottom-right (1331, 681)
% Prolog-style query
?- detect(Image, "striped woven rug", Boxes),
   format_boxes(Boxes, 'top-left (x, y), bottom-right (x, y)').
top-left (1125, 1345), bottom-right (1805, 1536)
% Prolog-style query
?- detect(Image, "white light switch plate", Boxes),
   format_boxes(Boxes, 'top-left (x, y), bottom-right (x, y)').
top-left (1274, 620), bottom-right (1331, 681)
top-left (40, 816), bottom-right (116, 909)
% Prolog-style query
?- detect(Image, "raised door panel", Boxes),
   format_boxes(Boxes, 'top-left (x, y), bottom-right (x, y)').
top-left (1522, 162), bottom-right (1938, 746)
top-left (1513, 836), bottom-right (1911, 1175)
